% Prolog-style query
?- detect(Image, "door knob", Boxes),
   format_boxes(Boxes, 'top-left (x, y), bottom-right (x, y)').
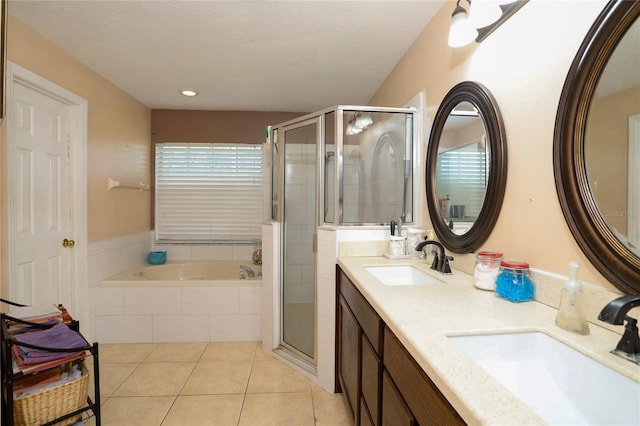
top-left (62, 238), bottom-right (75, 248)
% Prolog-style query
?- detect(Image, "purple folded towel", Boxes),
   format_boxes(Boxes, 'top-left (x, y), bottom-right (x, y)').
top-left (14, 323), bottom-right (87, 364)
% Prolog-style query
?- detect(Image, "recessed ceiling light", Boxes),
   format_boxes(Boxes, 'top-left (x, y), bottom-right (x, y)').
top-left (181, 90), bottom-right (197, 97)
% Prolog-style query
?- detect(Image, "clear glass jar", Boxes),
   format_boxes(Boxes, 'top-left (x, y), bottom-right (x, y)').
top-left (252, 242), bottom-right (262, 265)
top-left (474, 251), bottom-right (503, 290)
top-left (495, 260), bottom-right (535, 302)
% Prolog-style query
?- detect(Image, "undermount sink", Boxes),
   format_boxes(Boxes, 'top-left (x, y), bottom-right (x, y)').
top-left (450, 332), bottom-right (640, 425)
top-left (365, 265), bottom-right (443, 286)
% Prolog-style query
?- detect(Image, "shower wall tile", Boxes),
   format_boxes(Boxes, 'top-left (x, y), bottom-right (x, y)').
top-left (284, 283), bottom-right (314, 304)
top-left (316, 310), bottom-right (336, 391)
top-left (285, 264), bottom-right (303, 286)
top-left (316, 277), bottom-right (336, 319)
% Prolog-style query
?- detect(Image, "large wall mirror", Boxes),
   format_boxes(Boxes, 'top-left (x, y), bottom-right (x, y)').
top-left (554, 1), bottom-right (640, 294)
top-left (426, 81), bottom-right (507, 253)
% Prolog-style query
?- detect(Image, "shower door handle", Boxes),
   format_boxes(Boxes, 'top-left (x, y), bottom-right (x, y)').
top-left (312, 233), bottom-right (317, 253)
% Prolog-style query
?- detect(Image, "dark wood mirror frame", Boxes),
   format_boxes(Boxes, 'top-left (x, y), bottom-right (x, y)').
top-left (554, 1), bottom-right (640, 295)
top-left (426, 81), bottom-right (507, 253)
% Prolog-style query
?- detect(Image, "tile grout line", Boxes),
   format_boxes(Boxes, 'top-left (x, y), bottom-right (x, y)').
top-left (236, 341), bottom-right (258, 426)
top-left (157, 342), bottom-right (209, 426)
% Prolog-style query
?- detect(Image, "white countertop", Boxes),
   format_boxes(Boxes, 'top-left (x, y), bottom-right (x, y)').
top-left (337, 256), bottom-right (640, 425)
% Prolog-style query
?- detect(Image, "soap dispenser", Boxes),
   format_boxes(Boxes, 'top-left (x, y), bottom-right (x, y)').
top-left (555, 261), bottom-right (590, 335)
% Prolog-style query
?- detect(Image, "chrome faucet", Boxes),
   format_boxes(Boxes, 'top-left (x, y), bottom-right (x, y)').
top-left (414, 239), bottom-right (453, 274)
top-left (240, 265), bottom-right (256, 278)
top-left (597, 295), bottom-right (640, 364)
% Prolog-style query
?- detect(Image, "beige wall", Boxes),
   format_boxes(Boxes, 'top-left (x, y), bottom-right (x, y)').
top-left (3, 17), bottom-right (152, 243)
top-left (369, 0), bottom-right (618, 289)
top-left (587, 85), bottom-right (640, 234)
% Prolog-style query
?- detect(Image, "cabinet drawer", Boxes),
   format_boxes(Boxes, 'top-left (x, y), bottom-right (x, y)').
top-left (384, 328), bottom-right (465, 426)
top-left (361, 334), bottom-right (381, 425)
top-left (338, 269), bottom-right (384, 354)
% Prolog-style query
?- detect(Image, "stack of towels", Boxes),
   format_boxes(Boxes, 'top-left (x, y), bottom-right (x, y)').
top-left (12, 322), bottom-right (87, 374)
top-left (7, 304), bottom-right (65, 334)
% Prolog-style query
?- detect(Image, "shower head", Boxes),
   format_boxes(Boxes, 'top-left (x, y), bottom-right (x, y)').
top-left (326, 151), bottom-right (335, 159)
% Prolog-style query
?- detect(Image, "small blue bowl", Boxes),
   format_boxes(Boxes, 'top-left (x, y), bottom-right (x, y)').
top-left (148, 251), bottom-right (167, 265)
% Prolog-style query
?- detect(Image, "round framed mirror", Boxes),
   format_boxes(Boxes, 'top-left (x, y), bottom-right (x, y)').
top-left (554, 1), bottom-right (640, 294)
top-left (426, 81), bottom-right (507, 253)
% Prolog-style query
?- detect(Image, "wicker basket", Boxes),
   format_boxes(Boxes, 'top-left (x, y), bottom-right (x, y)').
top-left (13, 363), bottom-right (89, 426)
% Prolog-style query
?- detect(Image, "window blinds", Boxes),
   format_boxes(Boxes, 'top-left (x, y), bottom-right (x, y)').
top-left (436, 148), bottom-right (487, 219)
top-left (155, 143), bottom-right (263, 242)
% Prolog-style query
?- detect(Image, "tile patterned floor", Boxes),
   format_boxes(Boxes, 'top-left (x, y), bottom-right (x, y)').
top-left (83, 342), bottom-right (352, 426)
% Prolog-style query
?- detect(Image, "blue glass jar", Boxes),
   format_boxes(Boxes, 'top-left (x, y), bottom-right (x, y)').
top-left (495, 260), bottom-right (534, 302)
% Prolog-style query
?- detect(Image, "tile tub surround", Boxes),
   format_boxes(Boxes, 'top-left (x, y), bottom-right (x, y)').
top-left (337, 256), bottom-right (640, 425)
top-left (95, 281), bottom-right (261, 343)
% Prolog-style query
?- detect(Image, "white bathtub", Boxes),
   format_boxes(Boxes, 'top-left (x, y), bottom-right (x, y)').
top-left (96, 260), bottom-right (262, 343)
top-left (101, 260), bottom-right (262, 287)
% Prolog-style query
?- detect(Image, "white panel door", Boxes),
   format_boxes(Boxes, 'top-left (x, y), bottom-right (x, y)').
top-left (10, 82), bottom-right (73, 306)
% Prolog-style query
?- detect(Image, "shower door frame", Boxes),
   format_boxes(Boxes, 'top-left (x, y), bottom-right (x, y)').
top-left (269, 105), bottom-right (418, 374)
top-left (274, 115), bottom-right (323, 369)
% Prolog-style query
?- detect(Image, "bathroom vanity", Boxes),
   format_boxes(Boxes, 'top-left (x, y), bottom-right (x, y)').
top-left (336, 267), bottom-right (463, 425)
top-left (336, 257), bottom-right (640, 425)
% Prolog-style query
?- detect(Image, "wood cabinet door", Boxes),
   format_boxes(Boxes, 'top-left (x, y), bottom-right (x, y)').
top-left (382, 370), bottom-right (416, 426)
top-left (384, 329), bottom-right (465, 425)
top-left (338, 295), bottom-right (360, 422)
top-left (361, 335), bottom-right (381, 425)
top-left (360, 397), bottom-right (375, 426)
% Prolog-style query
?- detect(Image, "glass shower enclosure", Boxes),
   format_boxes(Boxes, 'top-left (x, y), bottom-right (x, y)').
top-left (268, 105), bottom-right (415, 368)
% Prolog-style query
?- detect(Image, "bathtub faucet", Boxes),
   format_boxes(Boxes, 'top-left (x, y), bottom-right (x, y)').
top-left (240, 265), bottom-right (256, 279)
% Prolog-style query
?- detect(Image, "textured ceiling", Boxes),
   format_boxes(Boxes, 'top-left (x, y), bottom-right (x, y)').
top-left (9, 0), bottom-right (444, 112)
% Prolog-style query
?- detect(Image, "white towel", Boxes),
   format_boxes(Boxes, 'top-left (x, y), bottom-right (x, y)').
top-left (9, 303), bottom-right (60, 320)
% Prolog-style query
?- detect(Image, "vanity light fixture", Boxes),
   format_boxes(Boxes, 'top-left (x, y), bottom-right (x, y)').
top-left (448, 0), bottom-right (529, 48)
top-left (469, 0), bottom-right (502, 29)
top-left (181, 89), bottom-right (197, 97)
top-left (448, 0), bottom-right (477, 48)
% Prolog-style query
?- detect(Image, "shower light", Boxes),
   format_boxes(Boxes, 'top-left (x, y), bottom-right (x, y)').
top-left (181, 89), bottom-right (197, 97)
top-left (355, 113), bottom-right (373, 130)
